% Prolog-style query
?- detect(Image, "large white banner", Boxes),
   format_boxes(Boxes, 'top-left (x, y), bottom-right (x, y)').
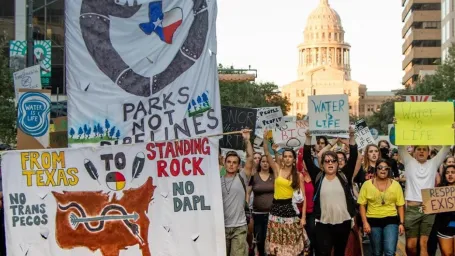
top-left (66, 0), bottom-right (221, 148)
top-left (308, 94), bottom-right (349, 136)
top-left (1, 137), bottom-right (225, 256)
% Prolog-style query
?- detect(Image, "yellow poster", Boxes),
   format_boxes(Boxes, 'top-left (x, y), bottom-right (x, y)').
top-left (395, 102), bottom-right (454, 145)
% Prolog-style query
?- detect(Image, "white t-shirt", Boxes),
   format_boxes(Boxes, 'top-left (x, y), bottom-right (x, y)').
top-left (400, 146), bottom-right (450, 202)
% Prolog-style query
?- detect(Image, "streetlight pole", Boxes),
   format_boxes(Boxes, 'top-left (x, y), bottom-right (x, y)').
top-left (26, 0), bottom-right (34, 67)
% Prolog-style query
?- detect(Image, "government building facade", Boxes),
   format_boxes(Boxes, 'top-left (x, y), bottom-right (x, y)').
top-left (281, 0), bottom-right (394, 117)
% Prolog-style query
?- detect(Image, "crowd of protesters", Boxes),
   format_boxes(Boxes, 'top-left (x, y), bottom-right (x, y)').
top-left (219, 121), bottom-right (455, 256)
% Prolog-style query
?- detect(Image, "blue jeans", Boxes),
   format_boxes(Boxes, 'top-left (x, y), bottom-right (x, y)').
top-left (369, 224), bottom-right (399, 256)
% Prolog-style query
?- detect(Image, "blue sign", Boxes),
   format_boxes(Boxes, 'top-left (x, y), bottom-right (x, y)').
top-left (17, 92), bottom-right (51, 137)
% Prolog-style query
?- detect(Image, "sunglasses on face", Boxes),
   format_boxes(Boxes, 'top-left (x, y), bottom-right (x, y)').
top-left (324, 159), bottom-right (337, 164)
top-left (377, 166), bottom-right (391, 171)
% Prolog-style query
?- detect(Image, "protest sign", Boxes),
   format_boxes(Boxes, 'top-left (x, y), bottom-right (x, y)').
top-left (273, 120), bottom-right (309, 148)
top-left (283, 116), bottom-right (297, 123)
top-left (354, 119), bottom-right (375, 150)
top-left (220, 106), bottom-right (257, 150)
top-left (388, 124), bottom-right (395, 145)
top-left (422, 186), bottom-right (455, 214)
top-left (66, 0), bottom-right (221, 148)
top-left (308, 94), bottom-right (349, 136)
top-left (406, 95), bottom-right (432, 102)
top-left (13, 65), bottom-right (41, 99)
top-left (1, 137), bottom-right (226, 256)
top-left (254, 107), bottom-right (285, 137)
top-left (395, 102), bottom-right (454, 145)
top-left (17, 89), bottom-right (51, 150)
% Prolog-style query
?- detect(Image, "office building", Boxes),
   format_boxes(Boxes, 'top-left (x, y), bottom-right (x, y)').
top-left (402, 0), bottom-right (441, 87)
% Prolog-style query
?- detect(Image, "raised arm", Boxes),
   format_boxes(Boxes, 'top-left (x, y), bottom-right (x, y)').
top-left (342, 126), bottom-right (358, 183)
top-left (317, 137), bottom-right (340, 159)
top-left (242, 129), bottom-right (254, 178)
top-left (272, 144), bottom-right (282, 167)
top-left (304, 129), bottom-right (321, 182)
top-left (353, 153), bottom-right (363, 183)
top-left (263, 129), bottom-right (279, 177)
top-left (431, 146), bottom-right (451, 167)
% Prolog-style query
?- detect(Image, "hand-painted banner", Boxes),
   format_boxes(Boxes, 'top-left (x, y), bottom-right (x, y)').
top-left (17, 89), bottom-right (51, 150)
top-left (254, 107), bottom-right (285, 137)
top-left (66, 0), bottom-right (221, 148)
top-left (395, 102), bottom-right (454, 145)
top-left (1, 138), bottom-right (225, 256)
top-left (354, 119), bottom-right (375, 150)
top-left (220, 106), bottom-right (257, 150)
top-left (308, 94), bottom-right (349, 136)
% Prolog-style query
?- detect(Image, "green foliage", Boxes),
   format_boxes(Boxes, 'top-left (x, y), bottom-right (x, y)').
top-left (365, 46), bottom-right (455, 134)
top-left (219, 81), bottom-right (291, 115)
top-left (0, 38), bottom-right (16, 145)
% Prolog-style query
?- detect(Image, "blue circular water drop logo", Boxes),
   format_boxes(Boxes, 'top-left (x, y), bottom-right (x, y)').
top-left (17, 92), bottom-right (51, 137)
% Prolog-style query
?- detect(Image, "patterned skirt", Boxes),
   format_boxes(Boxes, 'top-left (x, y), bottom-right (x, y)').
top-left (265, 199), bottom-right (305, 256)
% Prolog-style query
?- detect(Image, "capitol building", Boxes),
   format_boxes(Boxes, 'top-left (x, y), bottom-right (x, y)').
top-left (281, 0), bottom-right (394, 117)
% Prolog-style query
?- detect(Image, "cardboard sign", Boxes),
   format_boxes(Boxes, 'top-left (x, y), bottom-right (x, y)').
top-left (422, 186), bottom-right (455, 214)
top-left (272, 120), bottom-right (309, 148)
top-left (220, 106), bottom-right (257, 150)
top-left (254, 107), bottom-right (285, 137)
top-left (354, 119), bottom-right (375, 150)
top-left (308, 94), bottom-right (349, 136)
top-left (395, 102), bottom-right (454, 145)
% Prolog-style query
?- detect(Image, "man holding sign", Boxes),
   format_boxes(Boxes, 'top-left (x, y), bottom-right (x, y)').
top-left (394, 114), bottom-right (455, 256)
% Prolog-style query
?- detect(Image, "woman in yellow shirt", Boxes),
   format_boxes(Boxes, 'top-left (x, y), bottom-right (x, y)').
top-left (357, 159), bottom-right (405, 256)
top-left (263, 130), bottom-right (306, 256)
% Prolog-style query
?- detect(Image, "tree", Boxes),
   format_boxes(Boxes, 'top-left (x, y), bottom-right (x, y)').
top-left (219, 81), bottom-right (291, 115)
top-left (69, 128), bottom-right (75, 139)
top-left (104, 119), bottom-right (110, 138)
top-left (365, 46), bottom-right (455, 133)
top-left (109, 126), bottom-right (116, 138)
top-left (0, 38), bottom-right (16, 144)
top-left (115, 130), bottom-right (121, 140)
top-left (77, 127), bottom-right (83, 139)
top-left (409, 46), bottom-right (455, 101)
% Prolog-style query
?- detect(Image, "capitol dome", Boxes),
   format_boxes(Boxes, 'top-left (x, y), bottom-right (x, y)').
top-left (306, 0), bottom-right (343, 31)
top-left (304, 0), bottom-right (345, 43)
top-left (297, 0), bottom-right (351, 80)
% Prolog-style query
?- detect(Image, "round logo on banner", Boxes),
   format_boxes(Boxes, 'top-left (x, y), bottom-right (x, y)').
top-left (106, 172), bottom-right (126, 191)
top-left (17, 92), bottom-right (51, 137)
top-left (79, 0), bottom-right (209, 97)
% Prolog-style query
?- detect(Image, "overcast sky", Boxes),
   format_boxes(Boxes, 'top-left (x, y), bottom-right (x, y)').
top-left (216, 0), bottom-right (404, 91)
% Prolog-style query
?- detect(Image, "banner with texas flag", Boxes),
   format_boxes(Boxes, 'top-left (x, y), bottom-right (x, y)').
top-left (66, 0), bottom-right (222, 148)
top-left (1, 137), bottom-right (226, 256)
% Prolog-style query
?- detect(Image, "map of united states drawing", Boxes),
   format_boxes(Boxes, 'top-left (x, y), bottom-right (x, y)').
top-left (52, 177), bottom-right (156, 256)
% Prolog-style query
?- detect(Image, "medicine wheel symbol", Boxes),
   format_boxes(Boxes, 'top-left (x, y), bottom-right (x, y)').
top-left (106, 172), bottom-right (126, 191)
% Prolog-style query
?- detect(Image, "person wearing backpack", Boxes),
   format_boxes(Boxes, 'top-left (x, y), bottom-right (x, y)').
top-left (303, 127), bottom-right (358, 256)
top-left (221, 129), bottom-right (254, 256)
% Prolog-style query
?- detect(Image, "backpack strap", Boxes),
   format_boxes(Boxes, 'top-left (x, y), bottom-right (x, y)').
top-left (238, 173), bottom-right (247, 194)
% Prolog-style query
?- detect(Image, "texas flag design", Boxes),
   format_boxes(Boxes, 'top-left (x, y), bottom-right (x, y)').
top-left (139, 1), bottom-right (183, 44)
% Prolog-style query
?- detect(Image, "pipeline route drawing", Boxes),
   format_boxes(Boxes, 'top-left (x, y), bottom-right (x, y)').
top-left (58, 202), bottom-right (144, 244)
